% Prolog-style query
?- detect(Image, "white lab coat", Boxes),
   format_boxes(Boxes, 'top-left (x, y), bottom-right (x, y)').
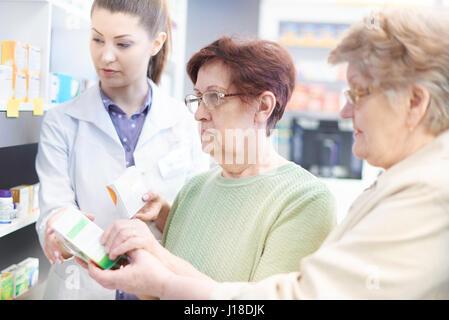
top-left (35, 80), bottom-right (209, 300)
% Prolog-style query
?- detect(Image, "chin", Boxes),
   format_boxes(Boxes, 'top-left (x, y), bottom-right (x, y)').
top-left (99, 77), bottom-right (126, 88)
top-left (352, 143), bottom-right (367, 161)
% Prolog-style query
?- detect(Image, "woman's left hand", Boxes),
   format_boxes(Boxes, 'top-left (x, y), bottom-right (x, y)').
top-left (88, 249), bottom-right (173, 299)
top-left (100, 219), bottom-right (161, 261)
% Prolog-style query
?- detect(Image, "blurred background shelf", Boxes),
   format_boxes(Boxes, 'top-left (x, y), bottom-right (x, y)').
top-left (0, 213), bottom-right (39, 239)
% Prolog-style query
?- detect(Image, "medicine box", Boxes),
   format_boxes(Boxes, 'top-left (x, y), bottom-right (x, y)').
top-left (50, 73), bottom-right (73, 103)
top-left (0, 273), bottom-right (14, 300)
top-left (52, 208), bottom-right (123, 270)
top-left (1, 264), bottom-right (29, 298)
top-left (18, 258), bottom-right (39, 289)
top-left (10, 185), bottom-right (34, 218)
top-left (13, 70), bottom-right (27, 102)
top-left (0, 65), bottom-right (13, 103)
top-left (27, 72), bottom-right (41, 101)
top-left (27, 45), bottom-right (41, 74)
top-left (1, 41), bottom-right (28, 72)
top-left (106, 166), bottom-right (147, 219)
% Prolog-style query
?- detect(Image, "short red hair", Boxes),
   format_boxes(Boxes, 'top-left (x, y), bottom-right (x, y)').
top-left (187, 36), bottom-right (296, 135)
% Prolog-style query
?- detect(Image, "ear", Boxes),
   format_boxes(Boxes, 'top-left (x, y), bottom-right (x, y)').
top-left (254, 91), bottom-right (276, 125)
top-left (407, 84), bottom-right (430, 130)
top-left (151, 31), bottom-right (167, 56)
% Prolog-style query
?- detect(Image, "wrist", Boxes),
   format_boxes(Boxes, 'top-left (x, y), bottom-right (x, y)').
top-left (159, 268), bottom-right (176, 299)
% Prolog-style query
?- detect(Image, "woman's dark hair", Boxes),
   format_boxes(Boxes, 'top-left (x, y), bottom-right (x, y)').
top-left (91, 0), bottom-right (171, 84)
top-left (187, 36), bottom-right (296, 135)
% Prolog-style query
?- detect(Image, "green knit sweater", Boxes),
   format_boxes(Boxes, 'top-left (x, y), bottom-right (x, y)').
top-left (162, 162), bottom-right (336, 282)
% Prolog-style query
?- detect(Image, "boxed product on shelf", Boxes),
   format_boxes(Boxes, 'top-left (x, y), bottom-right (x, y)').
top-left (50, 73), bottom-right (73, 103)
top-left (13, 70), bottom-right (27, 102)
top-left (18, 258), bottom-right (39, 289)
top-left (0, 64), bottom-right (13, 103)
top-left (286, 84), bottom-right (343, 114)
top-left (10, 185), bottom-right (34, 218)
top-left (1, 264), bottom-right (29, 298)
top-left (0, 272), bottom-right (14, 300)
top-left (71, 79), bottom-right (81, 98)
top-left (0, 189), bottom-right (14, 224)
top-left (279, 22), bottom-right (350, 48)
top-left (27, 45), bottom-right (41, 74)
top-left (27, 72), bottom-right (41, 101)
top-left (1, 40), bottom-right (28, 72)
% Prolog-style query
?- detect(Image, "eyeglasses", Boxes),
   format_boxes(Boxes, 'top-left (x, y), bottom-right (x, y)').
top-left (184, 90), bottom-right (243, 113)
top-left (343, 87), bottom-right (374, 106)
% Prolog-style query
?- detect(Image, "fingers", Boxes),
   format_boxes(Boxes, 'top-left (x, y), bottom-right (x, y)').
top-left (102, 220), bottom-right (151, 260)
top-left (109, 237), bottom-right (148, 260)
top-left (135, 193), bottom-right (163, 222)
top-left (44, 228), bottom-right (60, 265)
top-left (107, 227), bottom-right (137, 260)
top-left (88, 261), bottom-right (118, 290)
top-left (142, 191), bottom-right (159, 202)
top-left (102, 220), bottom-right (136, 256)
top-left (134, 203), bottom-right (161, 222)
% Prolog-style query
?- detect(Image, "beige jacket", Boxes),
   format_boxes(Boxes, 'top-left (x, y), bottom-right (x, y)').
top-left (211, 130), bottom-right (449, 299)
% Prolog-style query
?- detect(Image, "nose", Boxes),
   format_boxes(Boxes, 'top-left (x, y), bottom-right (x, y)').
top-left (100, 44), bottom-right (116, 64)
top-left (194, 100), bottom-right (211, 122)
top-left (340, 102), bottom-right (354, 119)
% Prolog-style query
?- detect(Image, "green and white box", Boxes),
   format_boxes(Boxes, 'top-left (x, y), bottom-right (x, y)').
top-left (18, 258), bottom-right (39, 288)
top-left (52, 208), bottom-right (121, 270)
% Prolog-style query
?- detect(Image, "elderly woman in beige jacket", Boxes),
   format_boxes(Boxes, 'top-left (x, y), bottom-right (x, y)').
top-left (86, 7), bottom-right (449, 299)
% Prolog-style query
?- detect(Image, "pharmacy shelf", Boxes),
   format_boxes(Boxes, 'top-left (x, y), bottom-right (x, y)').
top-left (0, 102), bottom-right (53, 113)
top-left (0, 213), bottom-right (39, 239)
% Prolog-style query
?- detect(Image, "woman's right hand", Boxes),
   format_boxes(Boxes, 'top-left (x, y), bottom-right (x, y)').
top-left (134, 191), bottom-right (171, 232)
top-left (44, 208), bottom-right (94, 265)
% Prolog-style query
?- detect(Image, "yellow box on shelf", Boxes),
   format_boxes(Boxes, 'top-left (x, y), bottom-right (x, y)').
top-left (0, 272), bottom-right (14, 300)
top-left (1, 41), bottom-right (28, 72)
top-left (32, 98), bottom-right (44, 116)
top-left (1, 264), bottom-right (28, 299)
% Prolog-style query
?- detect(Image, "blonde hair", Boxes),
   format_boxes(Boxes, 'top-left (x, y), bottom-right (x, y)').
top-left (329, 8), bottom-right (449, 135)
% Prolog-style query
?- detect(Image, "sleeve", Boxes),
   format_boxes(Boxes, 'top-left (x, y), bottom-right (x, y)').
top-left (35, 110), bottom-right (78, 249)
top-left (210, 183), bottom-right (449, 299)
top-left (251, 189), bottom-right (337, 281)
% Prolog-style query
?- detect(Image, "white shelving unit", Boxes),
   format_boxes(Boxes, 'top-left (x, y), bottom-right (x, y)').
top-left (0, 213), bottom-right (39, 239)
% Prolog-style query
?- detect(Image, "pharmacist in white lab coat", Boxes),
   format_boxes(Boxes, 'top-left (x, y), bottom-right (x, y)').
top-left (35, 0), bottom-right (208, 300)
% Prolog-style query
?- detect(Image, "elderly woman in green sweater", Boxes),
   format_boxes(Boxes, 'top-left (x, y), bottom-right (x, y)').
top-left (87, 37), bottom-right (336, 293)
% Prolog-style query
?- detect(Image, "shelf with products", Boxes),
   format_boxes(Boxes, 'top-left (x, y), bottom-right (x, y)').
top-left (0, 212), bottom-right (39, 239)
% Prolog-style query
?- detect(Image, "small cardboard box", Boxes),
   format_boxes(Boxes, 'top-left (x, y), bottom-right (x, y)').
top-left (106, 166), bottom-right (147, 219)
top-left (1, 264), bottom-right (29, 298)
top-left (52, 208), bottom-right (124, 270)
top-left (0, 273), bottom-right (14, 300)
top-left (18, 258), bottom-right (39, 289)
